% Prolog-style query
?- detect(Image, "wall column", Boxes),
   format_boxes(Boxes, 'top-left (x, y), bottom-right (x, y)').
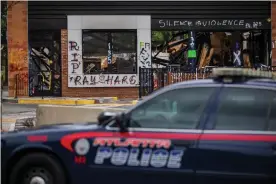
top-left (61, 29), bottom-right (68, 97)
top-left (7, 1), bottom-right (28, 97)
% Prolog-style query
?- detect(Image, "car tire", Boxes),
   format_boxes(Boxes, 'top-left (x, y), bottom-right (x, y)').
top-left (9, 152), bottom-right (66, 184)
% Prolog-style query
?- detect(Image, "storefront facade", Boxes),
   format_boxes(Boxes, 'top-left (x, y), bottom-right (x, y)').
top-left (7, 1), bottom-right (271, 98)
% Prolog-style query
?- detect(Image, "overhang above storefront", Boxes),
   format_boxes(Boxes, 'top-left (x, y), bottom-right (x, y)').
top-left (28, 1), bottom-right (271, 30)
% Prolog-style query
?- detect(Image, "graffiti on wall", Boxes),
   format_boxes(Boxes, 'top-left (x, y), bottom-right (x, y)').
top-left (69, 41), bottom-right (82, 62)
top-left (29, 46), bottom-right (61, 96)
top-left (68, 40), bottom-right (83, 75)
top-left (139, 42), bottom-right (151, 68)
top-left (70, 61), bottom-right (82, 74)
top-left (68, 30), bottom-right (137, 87)
top-left (68, 74), bottom-right (137, 87)
top-left (9, 48), bottom-right (28, 72)
top-left (28, 31), bottom-right (61, 96)
top-left (153, 19), bottom-right (271, 30)
top-left (8, 46), bottom-right (29, 95)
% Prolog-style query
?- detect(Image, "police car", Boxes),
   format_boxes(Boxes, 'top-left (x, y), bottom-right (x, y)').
top-left (1, 68), bottom-right (276, 184)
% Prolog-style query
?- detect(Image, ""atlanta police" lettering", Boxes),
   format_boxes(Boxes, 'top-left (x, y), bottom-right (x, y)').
top-left (94, 147), bottom-right (184, 168)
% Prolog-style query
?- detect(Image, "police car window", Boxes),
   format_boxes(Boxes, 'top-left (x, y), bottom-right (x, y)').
top-left (130, 87), bottom-right (215, 129)
top-left (214, 88), bottom-right (276, 131)
top-left (268, 97), bottom-right (276, 131)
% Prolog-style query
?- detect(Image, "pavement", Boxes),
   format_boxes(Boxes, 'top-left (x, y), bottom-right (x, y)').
top-left (1, 103), bottom-right (37, 131)
top-left (1, 88), bottom-right (139, 131)
top-left (1, 102), bottom-right (134, 132)
top-left (2, 90), bottom-right (139, 105)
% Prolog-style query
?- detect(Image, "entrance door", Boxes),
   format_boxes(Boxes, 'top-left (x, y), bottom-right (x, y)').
top-left (28, 30), bottom-right (61, 97)
top-left (196, 85), bottom-right (276, 184)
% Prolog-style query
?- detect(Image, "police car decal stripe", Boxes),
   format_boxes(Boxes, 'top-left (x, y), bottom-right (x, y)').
top-left (61, 132), bottom-right (200, 151)
top-left (60, 131), bottom-right (276, 152)
top-left (201, 133), bottom-right (276, 142)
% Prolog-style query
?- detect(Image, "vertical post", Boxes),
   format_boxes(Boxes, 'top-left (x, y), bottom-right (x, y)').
top-left (146, 68), bottom-right (149, 96)
top-left (188, 31), bottom-right (197, 72)
top-left (250, 32), bottom-right (254, 68)
top-left (232, 31), bottom-right (242, 67)
top-left (14, 74), bottom-right (18, 99)
top-left (37, 74), bottom-right (44, 99)
top-left (1, 80), bottom-right (2, 130)
top-left (161, 68), bottom-right (165, 88)
top-left (138, 67), bottom-right (142, 99)
top-left (107, 32), bottom-right (113, 72)
top-left (41, 75), bottom-right (44, 99)
top-left (264, 30), bottom-right (269, 66)
top-left (150, 68), bottom-right (154, 94)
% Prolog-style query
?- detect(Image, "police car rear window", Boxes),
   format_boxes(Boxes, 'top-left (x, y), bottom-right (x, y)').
top-left (213, 87), bottom-right (276, 131)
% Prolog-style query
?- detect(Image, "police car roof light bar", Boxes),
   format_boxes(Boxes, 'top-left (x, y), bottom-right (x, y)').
top-left (212, 68), bottom-right (276, 80)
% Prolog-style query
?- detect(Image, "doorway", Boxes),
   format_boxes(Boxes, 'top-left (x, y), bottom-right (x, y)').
top-left (28, 30), bottom-right (62, 97)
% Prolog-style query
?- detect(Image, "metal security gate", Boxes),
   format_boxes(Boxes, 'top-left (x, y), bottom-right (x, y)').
top-left (28, 2), bottom-right (270, 19)
top-left (139, 66), bottom-right (275, 98)
top-left (138, 67), bottom-right (213, 98)
top-left (28, 30), bottom-right (62, 97)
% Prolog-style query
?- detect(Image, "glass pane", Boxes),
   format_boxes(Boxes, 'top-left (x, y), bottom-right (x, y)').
top-left (82, 31), bottom-right (137, 74)
top-left (82, 31), bottom-right (108, 74)
top-left (130, 87), bottom-right (215, 129)
top-left (112, 32), bottom-right (136, 74)
top-left (214, 88), bottom-right (276, 131)
top-left (268, 97), bottom-right (276, 131)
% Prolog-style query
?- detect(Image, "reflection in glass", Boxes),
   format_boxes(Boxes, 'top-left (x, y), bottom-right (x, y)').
top-left (82, 30), bottom-right (137, 74)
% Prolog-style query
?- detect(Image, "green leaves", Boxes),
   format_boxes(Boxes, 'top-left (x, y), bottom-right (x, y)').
top-left (1, 1), bottom-right (7, 40)
top-left (152, 31), bottom-right (173, 47)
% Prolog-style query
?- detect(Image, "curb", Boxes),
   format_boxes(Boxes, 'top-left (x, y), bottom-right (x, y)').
top-left (2, 98), bottom-right (18, 103)
top-left (15, 97), bottom-right (119, 105)
top-left (131, 98), bottom-right (143, 105)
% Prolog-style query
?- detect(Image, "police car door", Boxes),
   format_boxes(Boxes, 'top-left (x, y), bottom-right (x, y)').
top-left (196, 85), bottom-right (276, 184)
top-left (99, 85), bottom-right (219, 184)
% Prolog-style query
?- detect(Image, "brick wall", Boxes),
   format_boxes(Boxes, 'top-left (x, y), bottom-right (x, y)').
top-left (61, 30), bottom-right (138, 99)
top-left (7, 1), bottom-right (28, 97)
top-left (272, 2), bottom-right (276, 66)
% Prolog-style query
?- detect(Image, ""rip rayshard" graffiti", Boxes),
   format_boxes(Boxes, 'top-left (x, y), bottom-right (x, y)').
top-left (68, 74), bottom-right (137, 87)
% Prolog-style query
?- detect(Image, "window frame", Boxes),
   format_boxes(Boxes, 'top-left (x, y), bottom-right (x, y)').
top-left (106, 84), bottom-right (222, 132)
top-left (82, 29), bottom-right (138, 74)
top-left (206, 84), bottom-right (276, 132)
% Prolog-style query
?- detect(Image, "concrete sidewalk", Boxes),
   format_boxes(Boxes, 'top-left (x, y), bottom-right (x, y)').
top-left (1, 102), bottom-right (136, 131)
top-left (2, 89), bottom-right (140, 105)
top-left (1, 111), bottom-right (36, 131)
top-left (3, 96), bottom-right (139, 105)
top-left (17, 97), bottom-right (119, 105)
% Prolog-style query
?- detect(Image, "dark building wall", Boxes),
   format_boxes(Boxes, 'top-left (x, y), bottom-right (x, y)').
top-left (28, 1), bottom-right (271, 30)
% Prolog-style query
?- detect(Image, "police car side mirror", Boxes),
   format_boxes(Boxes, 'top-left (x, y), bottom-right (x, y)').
top-left (115, 112), bottom-right (129, 132)
top-left (97, 111), bottom-right (117, 125)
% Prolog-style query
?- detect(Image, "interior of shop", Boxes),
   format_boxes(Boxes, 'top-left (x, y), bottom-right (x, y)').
top-left (28, 30), bottom-right (62, 96)
top-left (152, 30), bottom-right (271, 71)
